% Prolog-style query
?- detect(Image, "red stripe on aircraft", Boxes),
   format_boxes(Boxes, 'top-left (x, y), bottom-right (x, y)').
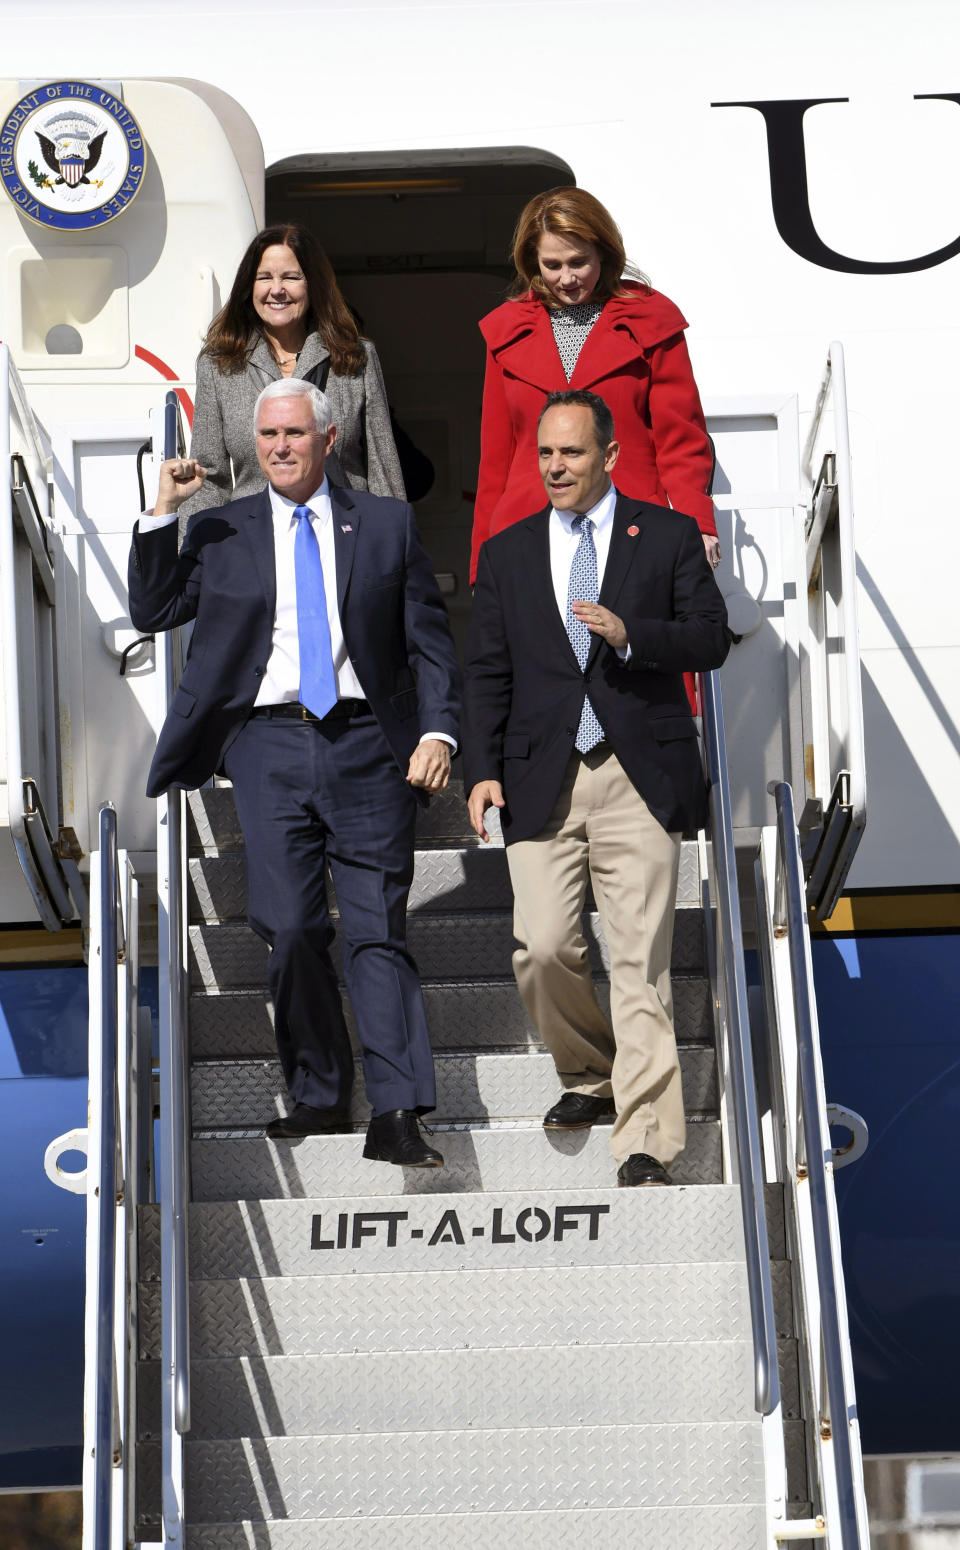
top-left (134, 345), bottom-right (194, 429)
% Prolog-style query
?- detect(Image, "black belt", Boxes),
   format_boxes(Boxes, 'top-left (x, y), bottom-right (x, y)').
top-left (250, 699), bottom-right (370, 724)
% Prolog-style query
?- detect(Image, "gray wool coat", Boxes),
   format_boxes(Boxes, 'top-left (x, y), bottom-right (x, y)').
top-left (181, 331), bottom-right (405, 519)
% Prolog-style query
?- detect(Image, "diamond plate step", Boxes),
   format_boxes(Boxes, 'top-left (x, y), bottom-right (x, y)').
top-left (188, 907), bottom-right (705, 989)
top-left (138, 1339), bottom-right (769, 1441)
top-left (178, 1506), bottom-right (771, 1550)
top-left (187, 843), bottom-right (702, 922)
top-left (136, 1419), bottom-right (780, 1523)
top-left (188, 974), bottom-right (713, 1059)
top-left (138, 1185), bottom-right (784, 1282)
top-left (189, 1046), bottom-right (718, 1130)
top-left (189, 1119), bottom-right (722, 1199)
top-left (188, 781), bottom-right (500, 854)
top-left (138, 1259), bottom-right (795, 1361)
top-left (188, 847), bottom-right (513, 922)
top-left (139, 1444), bottom-right (812, 1538)
top-left (138, 1186), bottom-right (786, 1281)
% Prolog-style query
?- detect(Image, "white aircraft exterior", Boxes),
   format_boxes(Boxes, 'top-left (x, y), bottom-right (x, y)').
top-left (0, 0), bottom-right (957, 1528)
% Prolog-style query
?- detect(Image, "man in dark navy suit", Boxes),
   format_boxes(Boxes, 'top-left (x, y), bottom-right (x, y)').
top-left (463, 390), bottom-right (729, 1187)
top-left (129, 379), bottom-right (460, 1167)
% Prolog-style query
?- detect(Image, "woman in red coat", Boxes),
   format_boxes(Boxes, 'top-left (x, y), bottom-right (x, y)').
top-left (472, 187), bottom-right (719, 583)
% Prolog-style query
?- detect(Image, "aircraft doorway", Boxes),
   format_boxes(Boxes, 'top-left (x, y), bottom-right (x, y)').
top-left (265, 148), bottom-right (574, 651)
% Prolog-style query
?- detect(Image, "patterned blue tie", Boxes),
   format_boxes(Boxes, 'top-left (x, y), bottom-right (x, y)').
top-left (293, 504), bottom-right (337, 719)
top-left (565, 514), bottom-right (605, 753)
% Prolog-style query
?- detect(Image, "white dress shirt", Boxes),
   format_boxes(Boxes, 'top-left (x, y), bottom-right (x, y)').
top-left (256, 478), bottom-right (361, 706)
top-left (140, 479), bottom-right (454, 744)
top-left (548, 482), bottom-right (629, 658)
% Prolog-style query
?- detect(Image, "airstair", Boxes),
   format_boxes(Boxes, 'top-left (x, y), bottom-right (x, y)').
top-left (43, 349), bottom-right (871, 1547)
top-left (142, 776), bottom-right (780, 1546)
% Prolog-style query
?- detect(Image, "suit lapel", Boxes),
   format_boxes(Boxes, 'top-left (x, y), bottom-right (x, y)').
top-left (330, 485), bottom-right (359, 613)
top-left (598, 495), bottom-right (646, 609)
top-left (242, 489), bottom-right (277, 619)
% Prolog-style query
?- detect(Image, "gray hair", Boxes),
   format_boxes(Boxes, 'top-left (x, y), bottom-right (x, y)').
top-left (254, 377), bottom-right (333, 434)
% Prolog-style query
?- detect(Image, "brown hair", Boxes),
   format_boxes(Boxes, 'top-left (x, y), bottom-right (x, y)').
top-left (200, 224), bottom-right (366, 377)
top-left (510, 187), bottom-right (649, 306)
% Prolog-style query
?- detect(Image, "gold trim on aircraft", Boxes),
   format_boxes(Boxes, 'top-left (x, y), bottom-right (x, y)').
top-left (814, 892), bottom-right (960, 933)
top-left (0, 928), bottom-right (85, 964)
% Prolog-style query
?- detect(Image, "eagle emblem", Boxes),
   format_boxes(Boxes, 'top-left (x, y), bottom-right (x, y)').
top-left (3, 81), bottom-right (147, 230)
top-left (35, 111), bottom-right (106, 189)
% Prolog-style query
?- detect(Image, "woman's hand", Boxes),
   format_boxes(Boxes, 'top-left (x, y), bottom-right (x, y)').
top-left (703, 533), bottom-right (721, 569)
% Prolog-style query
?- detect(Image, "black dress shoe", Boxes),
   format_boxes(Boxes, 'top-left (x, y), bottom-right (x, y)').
top-left (266, 1103), bottom-right (352, 1140)
top-left (617, 1152), bottom-right (672, 1187)
top-left (543, 1092), bottom-right (616, 1130)
top-left (363, 1110), bottom-right (443, 1168)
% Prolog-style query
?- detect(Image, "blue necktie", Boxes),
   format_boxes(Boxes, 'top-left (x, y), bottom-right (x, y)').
top-left (293, 504), bottom-right (337, 719)
top-left (565, 514), bottom-right (605, 753)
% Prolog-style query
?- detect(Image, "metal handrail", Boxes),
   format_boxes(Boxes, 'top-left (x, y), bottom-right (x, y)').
top-left (772, 780), bottom-right (865, 1548)
top-left (6, 344), bottom-right (48, 503)
top-left (800, 342), bottom-right (867, 918)
top-left (700, 669), bottom-right (780, 1415)
top-left (159, 626), bottom-right (191, 1437)
top-left (94, 803), bottom-right (120, 1550)
top-left (154, 387), bottom-right (191, 1550)
top-left (0, 343), bottom-right (75, 928)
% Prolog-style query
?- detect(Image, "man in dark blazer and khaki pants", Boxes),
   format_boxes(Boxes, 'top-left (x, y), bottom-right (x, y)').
top-left (129, 378), bottom-right (460, 1168)
top-left (464, 389), bottom-right (729, 1186)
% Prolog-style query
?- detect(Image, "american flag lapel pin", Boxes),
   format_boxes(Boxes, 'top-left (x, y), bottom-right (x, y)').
top-left (341, 523), bottom-right (352, 533)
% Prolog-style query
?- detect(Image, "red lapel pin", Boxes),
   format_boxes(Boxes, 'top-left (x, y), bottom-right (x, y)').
top-left (627, 524), bottom-right (639, 536)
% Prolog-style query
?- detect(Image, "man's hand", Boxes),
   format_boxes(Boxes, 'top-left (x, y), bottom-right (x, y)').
top-left (571, 601), bottom-right (628, 651)
top-left (702, 533), bottom-right (721, 569)
top-left (467, 780), bottom-right (505, 843)
top-left (406, 739), bottom-right (452, 791)
top-left (155, 458), bottom-right (208, 516)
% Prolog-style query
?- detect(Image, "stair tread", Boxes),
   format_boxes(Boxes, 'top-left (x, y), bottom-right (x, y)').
top-left (188, 1121), bottom-right (722, 1197)
top-left (187, 907), bottom-right (705, 988)
top-left (188, 975), bottom-right (714, 1058)
top-left (175, 1506), bottom-right (771, 1550)
top-left (136, 1419), bottom-right (791, 1523)
top-left (136, 1260), bottom-right (795, 1360)
top-left (138, 1185), bottom-right (787, 1283)
top-left (136, 1338), bottom-right (787, 1440)
top-left (188, 1046), bottom-right (718, 1130)
top-left (187, 843), bottom-right (702, 919)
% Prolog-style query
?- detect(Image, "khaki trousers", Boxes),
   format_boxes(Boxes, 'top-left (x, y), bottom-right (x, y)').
top-left (506, 749), bottom-right (684, 1166)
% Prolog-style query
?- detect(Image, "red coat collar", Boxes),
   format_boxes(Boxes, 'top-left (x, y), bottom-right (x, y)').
top-left (479, 282), bottom-right (689, 391)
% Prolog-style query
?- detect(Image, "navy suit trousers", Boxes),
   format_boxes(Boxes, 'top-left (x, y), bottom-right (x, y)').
top-left (223, 712), bottom-right (436, 1116)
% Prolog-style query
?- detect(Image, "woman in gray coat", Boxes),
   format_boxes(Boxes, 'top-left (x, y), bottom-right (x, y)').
top-left (183, 223), bottom-right (404, 516)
